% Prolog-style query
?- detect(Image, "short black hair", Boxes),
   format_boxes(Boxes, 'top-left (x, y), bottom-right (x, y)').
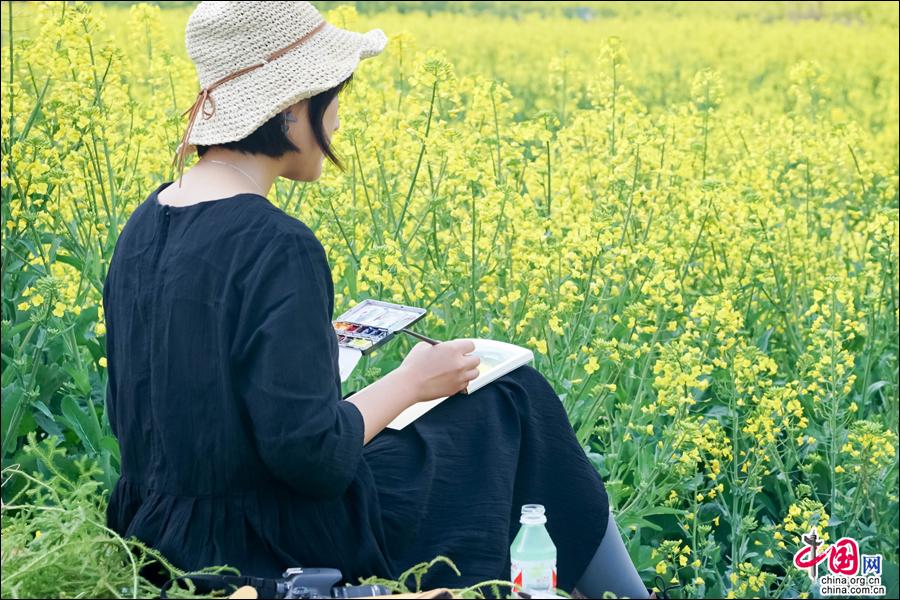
top-left (196, 72), bottom-right (354, 171)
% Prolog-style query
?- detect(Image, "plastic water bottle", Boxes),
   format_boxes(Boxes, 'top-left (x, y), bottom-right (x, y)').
top-left (510, 504), bottom-right (557, 598)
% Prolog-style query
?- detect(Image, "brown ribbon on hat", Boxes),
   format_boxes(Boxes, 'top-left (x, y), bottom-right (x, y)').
top-left (171, 19), bottom-right (330, 187)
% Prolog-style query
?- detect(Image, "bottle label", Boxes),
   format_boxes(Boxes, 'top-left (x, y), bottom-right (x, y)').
top-left (511, 557), bottom-right (557, 597)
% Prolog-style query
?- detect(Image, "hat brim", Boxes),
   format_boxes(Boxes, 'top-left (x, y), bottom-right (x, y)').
top-left (183, 22), bottom-right (388, 148)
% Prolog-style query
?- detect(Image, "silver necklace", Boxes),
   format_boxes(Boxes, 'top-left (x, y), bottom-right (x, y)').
top-left (207, 159), bottom-right (265, 195)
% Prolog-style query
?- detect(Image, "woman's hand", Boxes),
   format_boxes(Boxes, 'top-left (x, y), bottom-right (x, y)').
top-left (398, 339), bottom-right (481, 402)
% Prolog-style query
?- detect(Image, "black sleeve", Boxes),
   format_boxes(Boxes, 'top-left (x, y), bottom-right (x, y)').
top-left (102, 259), bottom-right (118, 440)
top-left (231, 228), bottom-right (365, 500)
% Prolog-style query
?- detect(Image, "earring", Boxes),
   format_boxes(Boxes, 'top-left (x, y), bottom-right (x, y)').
top-left (282, 110), bottom-right (298, 134)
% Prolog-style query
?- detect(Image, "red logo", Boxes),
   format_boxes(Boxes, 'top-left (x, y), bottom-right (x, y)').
top-left (828, 539), bottom-right (860, 575)
top-left (793, 527), bottom-right (860, 580)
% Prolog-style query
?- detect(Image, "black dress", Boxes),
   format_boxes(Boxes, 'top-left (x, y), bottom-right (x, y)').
top-left (104, 180), bottom-right (611, 597)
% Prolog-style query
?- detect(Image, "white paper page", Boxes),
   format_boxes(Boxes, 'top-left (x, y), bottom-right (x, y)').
top-left (338, 346), bottom-right (363, 382)
top-left (386, 395), bottom-right (450, 430)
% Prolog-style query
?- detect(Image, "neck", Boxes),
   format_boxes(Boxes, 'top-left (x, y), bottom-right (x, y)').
top-left (198, 148), bottom-right (281, 196)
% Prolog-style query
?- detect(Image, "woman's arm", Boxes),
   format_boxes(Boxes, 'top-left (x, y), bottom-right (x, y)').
top-left (344, 339), bottom-right (483, 444)
top-left (345, 366), bottom-right (420, 445)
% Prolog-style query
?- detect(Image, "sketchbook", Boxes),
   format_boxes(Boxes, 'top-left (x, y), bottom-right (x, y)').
top-left (385, 338), bottom-right (534, 430)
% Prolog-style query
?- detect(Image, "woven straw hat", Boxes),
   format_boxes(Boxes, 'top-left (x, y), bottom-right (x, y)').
top-left (172, 1), bottom-right (388, 184)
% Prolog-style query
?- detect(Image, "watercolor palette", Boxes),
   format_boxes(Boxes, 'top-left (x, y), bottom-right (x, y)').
top-left (333, 299), bottom-right (427, 355)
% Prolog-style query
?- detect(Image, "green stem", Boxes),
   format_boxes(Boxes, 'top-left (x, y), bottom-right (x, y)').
top-left (393, 80), bottom-right (437, 239)
top-left (470, 185), bottom-right (477, 338)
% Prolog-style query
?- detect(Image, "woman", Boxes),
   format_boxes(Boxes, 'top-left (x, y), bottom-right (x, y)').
top-left (103, 2), bottom-right (655, 598)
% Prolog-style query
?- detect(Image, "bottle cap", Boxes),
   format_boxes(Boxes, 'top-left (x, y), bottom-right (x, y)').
top-left (520, 504), bottom-right (548, 525)
top-left (521, 504), bottom-right (545, 515)
top-left (520, 512), bottom-right (548, 525)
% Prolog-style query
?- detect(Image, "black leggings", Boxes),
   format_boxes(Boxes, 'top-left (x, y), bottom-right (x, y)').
top-left (575, 507), bottom-right (649, 598)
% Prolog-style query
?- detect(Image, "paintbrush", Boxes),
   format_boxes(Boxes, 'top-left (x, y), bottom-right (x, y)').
top-left (399, 328), bottom-right (442, 345)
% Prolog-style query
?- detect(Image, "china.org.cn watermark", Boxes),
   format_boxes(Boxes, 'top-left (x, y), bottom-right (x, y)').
top-left (793, 526), bottom-right (886, 597)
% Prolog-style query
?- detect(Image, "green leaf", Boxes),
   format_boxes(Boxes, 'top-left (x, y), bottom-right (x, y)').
top-left (99, 435), bottom-right (120, 465)
top-left (17, 410), bottom-right (36, 438)
top-left (4, 320), bottom-right (33, 342)
top-left (54, 252), bottom-right (84, 271)
top-left (62, 363), bottom-right (91, 396)
top-left (33, 411), bottom-right (65, 439)
top-left (756, 326), bottom-right (774, 352)
top-left (60, 396), bottom-right (102, 455)
top-left (31, 400), bottom-right (54, 420)
top-left (882, 561), bottom-right (899, 600)
top-left (97, 450), bottom-right (117, 493)
top-left (17, 75), bottom-right (51, 144)
top-left (1, 359), bottom-right (19, 387)
top-left (638, 440), bottom-right (653, 480)
top-left (73, 305), bottom-right (100, 342)
top-left (33, 364), bottom-right (67, 406)
top-left (637, 506), bottom-right (688, 517)
top-left (865, 380), bottom-right (889, 401)
top-left (1, 385), bottom-right (26, 457)
top-left (616, 515), bottom-right (663, 532)
top-left (754, 486), bottom-right (781, 518)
